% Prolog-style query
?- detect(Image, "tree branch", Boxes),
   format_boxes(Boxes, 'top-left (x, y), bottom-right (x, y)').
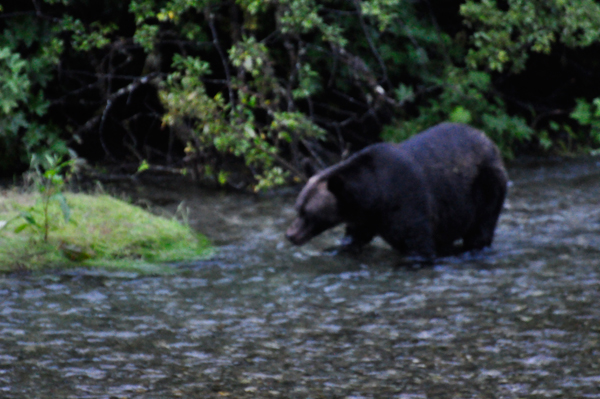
top-left (98, 73), bottom-right (160, 159)
top-left (352, 0), bottom-right (391, 90)
top-left (206, 8), bottom-right (235, 108)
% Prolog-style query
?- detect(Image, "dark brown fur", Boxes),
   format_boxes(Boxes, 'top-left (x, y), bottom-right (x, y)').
top-left (286, 123), bottom-right (508, 259)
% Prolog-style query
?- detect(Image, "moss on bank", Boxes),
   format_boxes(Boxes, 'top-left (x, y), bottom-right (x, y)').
top-left (0, 192), bottom-right (212, 274)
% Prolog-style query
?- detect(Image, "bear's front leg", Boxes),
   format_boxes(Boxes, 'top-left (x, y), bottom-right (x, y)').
top-left (339, 223), bottom-right (376, 252)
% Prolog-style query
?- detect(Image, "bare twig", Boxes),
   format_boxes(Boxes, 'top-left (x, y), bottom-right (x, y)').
top-left (352, 0), bottom-right (391, 90)
top-left (425, 0), bottom-right (452, 65)
top-left (98, 72), bottom-right (160, 159)
top-left (0, 11), bottom-right (36, 19)
top-left (206, 9), bottom-right (235, 107)
top-left (300, 139), bottom-right (328, 169)
top-left (31, 0), bottom-right (61, 22)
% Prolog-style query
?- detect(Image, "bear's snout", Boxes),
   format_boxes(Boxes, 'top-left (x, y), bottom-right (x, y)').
top-left (286, 218), bottom-right (310, 245)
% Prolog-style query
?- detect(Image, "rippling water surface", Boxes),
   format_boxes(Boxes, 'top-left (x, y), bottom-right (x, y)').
top-left (2, 159), bottom-right (600, 398)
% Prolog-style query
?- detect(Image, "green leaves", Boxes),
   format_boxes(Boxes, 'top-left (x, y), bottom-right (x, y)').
top-left (0, 48), bottom-right (30, 115)
top-left (570, 98), bottom-right (600, 126)
top-left (133, 24), bottom-right (160, 53)
top-left (60, 16), bottom-right (116, 51)
top-left (570, 98), bottom-right (600, 149)
top-left (383, 67), bottom-right (532, 158)
top-left (0, 17), bottom-right (67, 173)
top-left (159, 19), bottom-right (327, 190)
top-left (278, 0), bottom-right (323, 33)
top-left (461, 0), bottom-right (600, 72)
top-left (229, 37), bottom-right (271, 78)
top-left (3, 0), bottom-right (600, 186)
top-left (292, 64), bottom-right (321, 99)
top-left (6, 154), bottom-right (75, 242)
top-left (395, 84), bottom-right (415, 105)
top-left (449, 107), bottom-right (472, 124)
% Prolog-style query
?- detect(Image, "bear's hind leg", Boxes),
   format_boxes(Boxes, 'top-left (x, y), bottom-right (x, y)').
top-left (463, 166), bottom-right (507, 251)
top-left (384, 216), bottom-right (436, 261)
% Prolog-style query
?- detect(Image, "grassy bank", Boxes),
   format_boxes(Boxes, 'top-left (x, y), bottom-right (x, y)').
top-left (0, 192), bottom-right (212, 274)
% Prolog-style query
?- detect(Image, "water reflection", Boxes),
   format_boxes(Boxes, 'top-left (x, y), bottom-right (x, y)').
top-left (1, 159), bottom-right (600, 398)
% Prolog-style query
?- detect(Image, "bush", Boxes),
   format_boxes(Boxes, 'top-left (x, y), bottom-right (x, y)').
top-left (2, 0), bottom-right (600, 187)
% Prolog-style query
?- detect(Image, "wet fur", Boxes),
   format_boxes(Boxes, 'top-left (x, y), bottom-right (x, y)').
top-left (286, 123), bottom-right (508, 259)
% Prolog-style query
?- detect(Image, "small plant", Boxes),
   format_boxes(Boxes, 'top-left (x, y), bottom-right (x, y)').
top-left (570, 97), bottom-right (600, 153)
top-left (13, 154), bottom-right (75, 242)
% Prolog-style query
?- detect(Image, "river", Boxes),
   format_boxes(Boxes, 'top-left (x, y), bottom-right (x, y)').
top-left (1, 158), bottom-right (600, 398)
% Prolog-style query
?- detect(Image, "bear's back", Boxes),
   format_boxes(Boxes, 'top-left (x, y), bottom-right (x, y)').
top-left (398, 123), bottom-right (499, 166)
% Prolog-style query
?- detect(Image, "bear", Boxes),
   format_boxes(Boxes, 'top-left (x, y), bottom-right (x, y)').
top-left (286, 122), bottom-right (508, 260)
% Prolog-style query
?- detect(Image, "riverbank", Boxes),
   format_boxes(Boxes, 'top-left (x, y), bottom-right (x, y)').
top-left (0, 190), bottom-right (212, 274)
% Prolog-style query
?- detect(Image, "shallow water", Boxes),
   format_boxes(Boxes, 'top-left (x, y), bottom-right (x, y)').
top-left (2, 159), bottom-right (600, 398)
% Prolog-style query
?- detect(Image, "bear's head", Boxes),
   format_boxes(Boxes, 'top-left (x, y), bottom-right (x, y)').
top-left (286, 176), bottom-right (342, 245)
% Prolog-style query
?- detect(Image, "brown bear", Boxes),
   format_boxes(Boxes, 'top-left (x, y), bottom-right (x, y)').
top-left (286, 122), bottom-right (508, 260)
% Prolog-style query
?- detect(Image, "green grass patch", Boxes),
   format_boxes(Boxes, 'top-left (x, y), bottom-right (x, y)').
top-left (0, 192), bottom-right (212, 274)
